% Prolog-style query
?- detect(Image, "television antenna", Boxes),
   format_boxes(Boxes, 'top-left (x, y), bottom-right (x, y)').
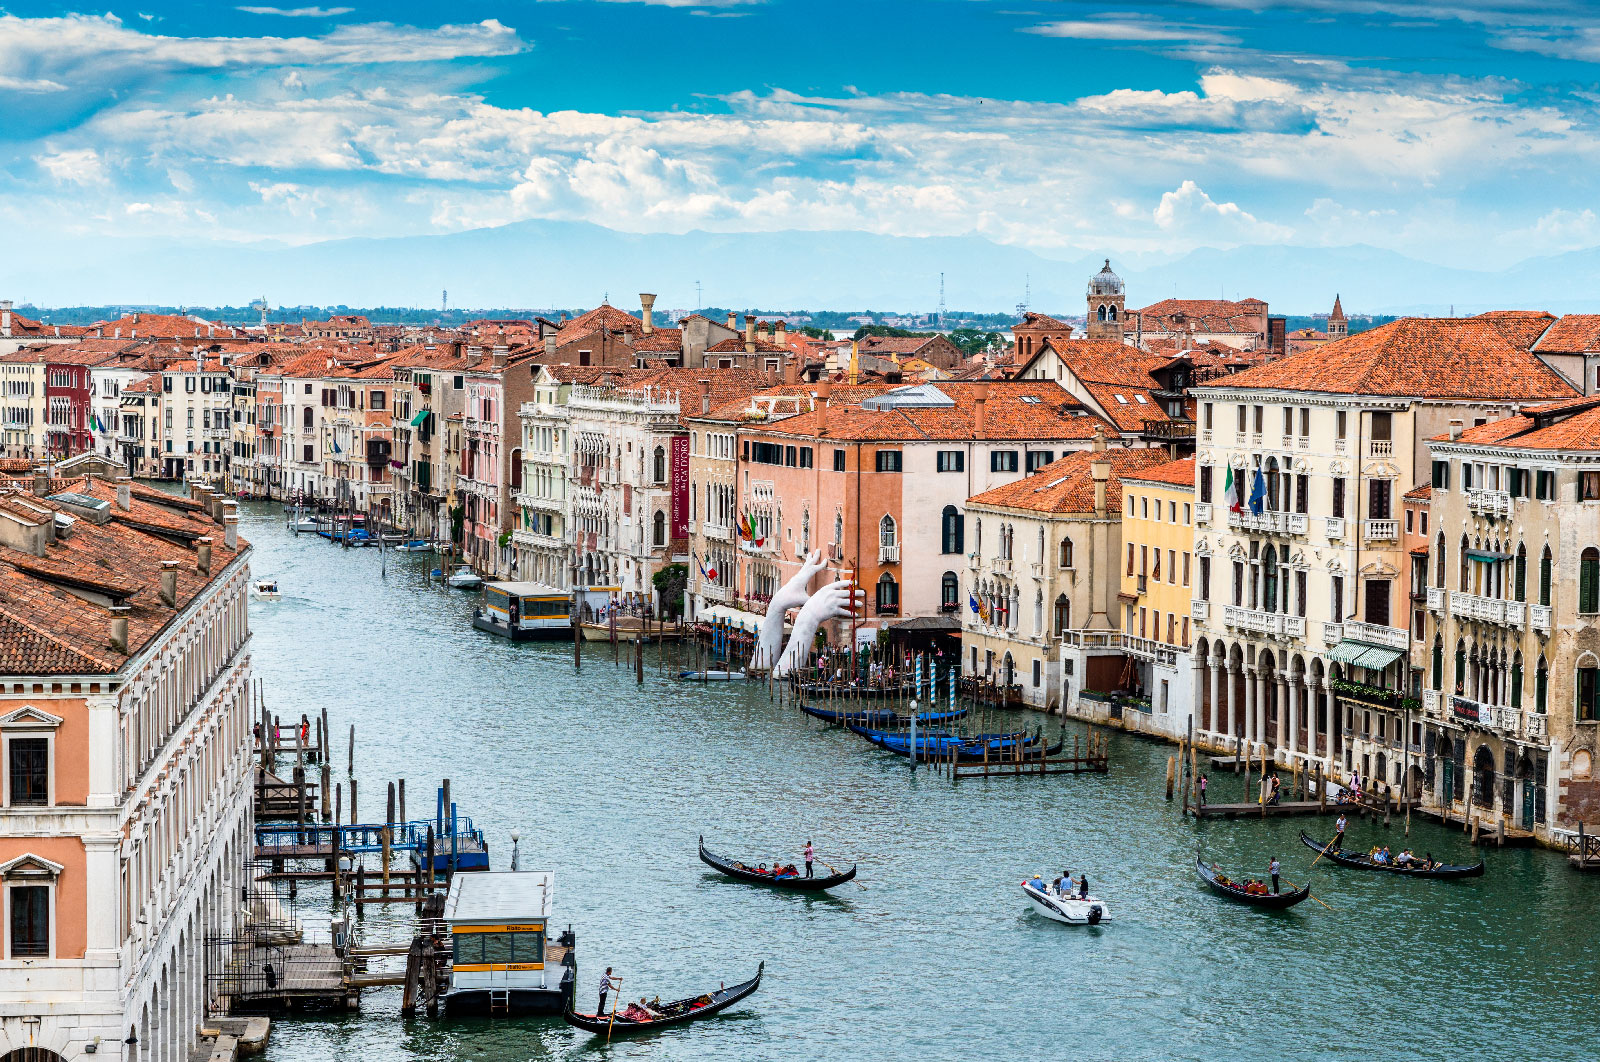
top-left (937, 272), bottom-right (946, 331)
top-left (442, 289), bottom-right (448, 313)
top-left (696, 280), bottom-right (703, 310)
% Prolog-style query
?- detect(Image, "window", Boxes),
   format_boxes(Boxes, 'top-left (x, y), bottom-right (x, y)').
top-left (1151, 549), bottom-right (1161, 581)
top-left (1580, 666), bottom-right (1600, 722)
top-left (1236, 406), bottom-right (1247, 433)
top-left (784, 445), bottom-right (797, 467)
top-left (1298, 407), bottom-right (1309, 437)
top-left (8, 885), bottom-right (48, 958)
top-left (1203, 403), bottom-right (1213, 429)
top-left (1182, 552), bottom-right (1191, 587)
top-left (1582, 548), bottom-right (1600, 613)
top-left (1536, 657), bottom-right (1548, 714)
top-left (1369, 479), bottom-right (1392, 520)
top-left (303, 444), bottom-right (313, 462)
top-left (833, 449), bottom-right (846, 472)
top-left (990, 450), bottom-right (1018, 473)
top-left (1059, 537), bottom-right (1074, 568)
top-left (1282, 407), bottom-right (1293, 436)
top-left (1199, 466), bottom-right (1213, 503)
top-left (1252, 405), bottom-right (1263, 433)
top-left (1431, 460), bottom-right (1450, 490)
top-left (1541, 545), bottom-right (1553, 606)
top-left (7, 739), bottom-right (46, 807)
top-left (652, 510), bottom-right (666, 547)
top-left (937, 450), bottom-right (964, 473)
top-left (1515, 544), bottom-right (1527, 602)
top-left (799, 447), bottom-right (813, 469)
top-left (1336, 410), bottom-right (1347, 439)
top-left (875, 450), bottom-right (902, 473)
top-left (1198, 556), bottom-right (1211, 601)
top-left (1583, 472), bottom-right (1600, 501)
top-left (941, 506), bottom-right (964, 554)
top-left (1126, 542), bottom-right (1135, 577)
top-left (1032, 659), bottom-right (1042, 687)
top-left (1332, 478), bottom-right (1345, 519)
top-left (941, 571), bottom-right (959, 609)
top-left (875, 572), bottom-right (899, 612)
top-left (1370, 410), bottom-right (1392, 441)
top-left (880, 515), bottom-right (898, 551)
top-left (1365, 579), bottom-right (1391, 628)
top-left (1025, 450), bottom-right (1054, 473)
top-left (302, 406), bottom-right (313, 429)
top-left (1141, 497), bottom-right (1149, 520)
top-left (1536, 470), bottom-right (1555, 500)
top-left (1332, 575), bottom-right (1345, 623)
top-left (1406, 510), bottom-right (1414, 534)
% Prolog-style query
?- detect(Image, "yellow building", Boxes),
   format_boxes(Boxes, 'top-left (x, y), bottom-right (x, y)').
top-left (1117, 458), bottom-right (1197, 737)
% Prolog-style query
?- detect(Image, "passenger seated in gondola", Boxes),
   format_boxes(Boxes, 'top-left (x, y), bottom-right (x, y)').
top-left (1395, 849), bottom-right (1415, 867)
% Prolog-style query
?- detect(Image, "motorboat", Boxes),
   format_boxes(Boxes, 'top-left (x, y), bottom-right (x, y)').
top-left (677, 669), bottom-right (748, 681)
top-left (251, 579), bottom-right (282, 600)
top-left (392, 540), bottom-right (434, 553)
top-left (1020, 878), bottom-right (1111, 925)
top-left (472, 582), bottom-right (570, 640)
top-left (446, 566), bottom-right (484, 590)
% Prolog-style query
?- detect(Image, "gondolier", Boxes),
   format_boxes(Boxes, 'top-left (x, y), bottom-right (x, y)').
top-left (1269, 857), bottom-right (1281, 894)
top-left (1333, 814), bottom-right (1348, 850)
top-left (803, 840), bottom-right (814, 878)
top-left (599, 968), bottom-right (617, 1014)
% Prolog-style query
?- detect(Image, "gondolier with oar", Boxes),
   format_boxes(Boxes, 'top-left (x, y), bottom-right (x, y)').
top-left (803, 839), bottom-right (814, 878)
top-left (1268, 856), bottom-right (1281, 895)
top-left (1333, 813), bottom-right (1348, 851)
top-left (598, 967), bottom-right (619, 1016)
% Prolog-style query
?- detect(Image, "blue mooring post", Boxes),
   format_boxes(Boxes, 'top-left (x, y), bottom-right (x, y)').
top-left (909, 699), bottom-right (917, 774)
top-left (450, 801), bottom-right (459, 873)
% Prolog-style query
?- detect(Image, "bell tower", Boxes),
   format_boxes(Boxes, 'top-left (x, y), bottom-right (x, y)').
top-left (1086, 259), bottom-right (1126, 341)
top-left (1328, 294), bottom-right (1348, 340)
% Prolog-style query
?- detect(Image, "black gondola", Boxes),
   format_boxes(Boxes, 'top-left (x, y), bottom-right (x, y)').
top-left (845, 724), bottom-right (1061, 763)
top-left (699, 836), bottom-right (857, 892)
top-left (797, 682), bottom-right (918, 700)
top-left (562, 962), bottom-right (762, 1036)
top-left (1298, 832), bottom-right (1485, 878)
top-left (1195, 856), bottom-right (1312, 909)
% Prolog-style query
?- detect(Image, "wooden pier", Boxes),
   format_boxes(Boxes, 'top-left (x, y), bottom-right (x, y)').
top-left (1193, 800), bottom-right (1348, 819)
top-left (952, 730), bottom-right (1110, 779)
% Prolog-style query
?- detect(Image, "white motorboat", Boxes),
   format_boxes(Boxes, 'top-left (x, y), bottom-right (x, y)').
top-left (251, 579), bottom-right (282, 600)
top-left (392, 540), bottom-right (434, 553)
top-left (445, 565), bottom-right (484, 590)
top-left (1021, 880), bottom-right (1111, 925)
top-left (676, 668), bottom-right (748, 681)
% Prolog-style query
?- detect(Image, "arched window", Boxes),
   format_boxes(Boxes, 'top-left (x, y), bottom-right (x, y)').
top-left (1262, 545), bottom-right (1279, 614)
top-left (876, 572), bottom-right (899, 613)
top-left (653, 446), bottom-right (666, 483)
top-left (941, 571), bottom-right (958, 609)
top-left (1582, 547), bottom-right (1600, 613)
top-left (1264, 457), bottom-right (1281, 512)
top-left (652, 510), bottom-right (666, 547)
top-left (1059, 537), bottom-right (1074, 568)
top-left (1473, 744), bottom-right (1496, 809)
top-left (1054, 593), bottom-right (1070, 635)
top-left (975, 517), bottom-right (982, 555)
top-left (1511, 650), bottom-right (1523, 710)
top-left (941, 505), bottom-right (964, 554)
top-left (1515, 543), bottom-right (1527, 601)
top-left (1459, 534), bottom-right (1471, 592)
top-left (1097, 305), bottom-right (1108, 322)
top-left (1455, 640), bottom-right (1467, 694)
top-left (1540, 544), bottom-right (1553, 606)
top-left (1435, 532), bottom-right (1446, 587)
top-left (1036, 525), bottom-right (1045, 563)
top-left (1536, 656), bottom-right (1548, 713)
top-left (880, 515), bottom-right (897, 550)
top-left (1034, 589), bottom-right (1043, 635)
top-left (302, 406), bottom-right (313, 429)
top-left (1107, 305), bottom-right (1118, 322)
top-left (1431, 636), bottom-right (1443, 691)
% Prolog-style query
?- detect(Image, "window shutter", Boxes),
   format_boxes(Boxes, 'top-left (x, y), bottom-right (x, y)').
top-left (1515, 551), bottom-right (1526, 601)
top-left (1511, 665), bottom-right (1522, 709)
top-left (1431, 641), bottom-right (1442, 690)
top-left (1536, 666), bottom-right (1547, 713)
top-left (1540, 553), bottom-right (1553, 606)
top-left (1583, 557), bottom-right (1598, 614)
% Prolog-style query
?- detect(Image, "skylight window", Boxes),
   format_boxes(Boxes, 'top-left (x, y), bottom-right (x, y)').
top-left (1113, 394), bottom-right (1128, 404)
top-left (1019, 395), bottom-right (1042, 404)
top-left (1135, 394), bottom-right (1149, 404)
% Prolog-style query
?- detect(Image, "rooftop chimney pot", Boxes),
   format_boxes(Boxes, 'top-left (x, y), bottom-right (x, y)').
top-left (640, 293), bottom-right (656, 336)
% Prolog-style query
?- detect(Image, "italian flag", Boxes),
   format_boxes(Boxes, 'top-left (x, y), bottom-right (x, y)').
top-left (1225, 465), bottom-right (1242, 513)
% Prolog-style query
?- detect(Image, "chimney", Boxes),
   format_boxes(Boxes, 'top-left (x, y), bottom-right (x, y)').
top-left (109, 608), bottom-right (129, 656)
top-left (744, 315), bottom-right (757, 354)
top-left (491, 347), bottom-right (507, 371)
top-left (783, 354), bottom-right (799, 385)
top-left (774, 320), bottom-right (787, 348)
top-left (32, 469), bottom-right (48, 497)
top-left (1092, 457), bottom-right (1111, 517)
top-left (196, 536), bottom-right (213, 576)
top-left (1091, 422), bottom-right (1107, 452)
top-left (544, 333), bottom-right (557, 358)
top-left (699, 378), bottom-right (712, 415)
top-left (159, 560), bottom-right (179, 608)
top-left (725, 312), bottom-right (737, 330)
top-left (224, 514), bottom-right (239, 551)
top-left (817, 378), bottom-right (831, 437)
top-left (640, 293), bottom-right (656, 335)
top-left (1449, 418), bottom-right (1463, 441)
top-left (466, 345), bottom-right (482, 364)
top-left (973, 382), bottom-right (990, 436)
top-left (0, 299), bottom-right (11, 336)
top-left (115, 476), bottom-right (131, 511)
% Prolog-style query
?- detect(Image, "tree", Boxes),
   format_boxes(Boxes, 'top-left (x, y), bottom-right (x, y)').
top-left (653, 563), bottom-right (689, 618)
top-left (947, 328), bottom-right (1005, 358)
top-left (796, 325), bottom-right (832, 340)
top-left (851, 325), bottom-right (925, 341)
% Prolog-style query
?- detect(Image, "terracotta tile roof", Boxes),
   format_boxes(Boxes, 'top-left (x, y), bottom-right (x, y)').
top-left (1014, 311), bottom-right (1074, 331)
top-left (1120, 457), bottom-right (1195, 488)
top-left (1135, 298), bottom-right (1264, 334)
top-left (857, 335), bottom-right (935, 356)
top-left (1472, 310), bottom-right (1557, 351)
top-left (1444, 397), bottom-right (1600, 451)
top-left (745, 381), bottom-right (1115, 442)
top-left (705, 337), bottom-right (789, 354)
top-left (89, 313), bottom-right (240, 339)
top-left (1403, 483), bottom-right (1433, 500)
top-left (1532, 315), bottom-right (1600, 354)
top-left (555, 304), bottom-right (644, 344)
top-left (966, 447), bottom-right (1173, 514)
top-left (1199, 317), bottom-right (1580, 401)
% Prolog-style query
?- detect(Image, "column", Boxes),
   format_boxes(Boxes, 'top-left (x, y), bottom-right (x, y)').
top-left (1256, 670), bottom-right (1268, 751)
top-left (1213, 661), bottom-right (1226, 739)
top-left (1277, 672), bottom-right (1290, 756)
top-left (1308, 679), bottom-right (1321, 763)
top-left (1286, 674), bottom-right (1301, 759)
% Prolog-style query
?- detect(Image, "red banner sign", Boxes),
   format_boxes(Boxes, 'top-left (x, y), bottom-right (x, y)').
top-left (671, 434), bottom-right (690, 539)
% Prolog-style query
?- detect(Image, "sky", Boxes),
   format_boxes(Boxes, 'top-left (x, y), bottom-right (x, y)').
top-left (4, 0), bottom-right (1600, 295)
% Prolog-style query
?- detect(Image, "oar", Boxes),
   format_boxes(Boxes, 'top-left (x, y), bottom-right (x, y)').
top-left (606, 976), bottom-right (623, 1044)
top-left (825, 862), bottom-right (867, 890)
top-left (1308, 837), bottom-right (1333, 869)
top-left (1306, 892), bottom-right (1336, 913)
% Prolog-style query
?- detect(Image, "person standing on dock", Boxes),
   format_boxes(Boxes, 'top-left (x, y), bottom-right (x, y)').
top-left (599, 967), bottom-right (618, 1015)
top-left (804, 840), bottom-right (814, 878)
top-left (1198, 773), bottom-right (1208, 808)
top-left (1268, 857), bottom-right (1281, 894)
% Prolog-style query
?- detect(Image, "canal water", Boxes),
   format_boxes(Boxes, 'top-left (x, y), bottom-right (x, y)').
top-left (237, 504), bottom-right (1600, 1062)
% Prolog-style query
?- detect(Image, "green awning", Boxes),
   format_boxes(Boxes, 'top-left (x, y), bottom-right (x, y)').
top-left (409, 409), bottom-right (429, 427)
top-left (1467, 548), bottom-right (1510, 562)
top-left (1327, 639), bottom-right (1405, 670)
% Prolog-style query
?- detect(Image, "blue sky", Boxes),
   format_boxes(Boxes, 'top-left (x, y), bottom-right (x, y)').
top-left (4, 0), bottom-right (1600, 278)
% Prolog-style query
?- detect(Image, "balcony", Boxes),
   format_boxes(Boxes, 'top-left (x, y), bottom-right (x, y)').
top-left (1450, 591), bottom-right (1525, 628)
top-left (1194, 502), bottom-right (1212, 524)
top-left (1135, 574), bottom-right (1148, 595)
top-left (1120, 634), bottom-right (1180, 668)
top-left (702, 522), bottom-right (732, 542)
top-left (1191, 599), bottom-right (1209, 621)
top-left (1295, 436), bottom-right (1310, 450)
top-left (1324, 516), bottom-right (1346, 540)
top-left (1368, 439), bottom-right (1394, 458)
top-left (1333, 438), bottom-right (1347, 455)
top-left (879, 544), bottom-right (901, 564)
top-left (992, 557), bottom-right (1013, 576)
top-left (1465, 488), bottom-right (1512, 518)
top-left (1342, 619), bottom-right (1408, 649)
top-left (1450, 695), bottom-right (1518, 734)
top-left (1427, 587), bottom-right (1446, 612)
top-left (1525, 714), bottom-right (1548, 741)
top-left (203, 426), bottom-right (231, 440)
top-left (967, 553), bottom-right (981, 571)
top-left (1362, 519), bottom-right (1399, 543)
top-left (1422, 689), bottom-right (1441, 718)
top-left (1029, 561), bottom-right (1044, 580)
top-left (1531, 604), bottom-right (1552, 632)
top-left (1228, 510), bottom-right (1308, 535)
top-left (1223, 605), bottom-right (1305, 639)
top-left (1200, 428), bottom-right (1213, 445)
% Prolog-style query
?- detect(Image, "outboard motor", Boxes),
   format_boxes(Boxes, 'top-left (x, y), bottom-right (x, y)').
top-left (1087, 904), bottom-right (1103, 925)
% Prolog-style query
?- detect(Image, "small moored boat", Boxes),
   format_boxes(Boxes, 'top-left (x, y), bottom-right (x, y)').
top-left (801, 704), bottom-right (967, 728)
top-left (1298, 832), bottom-right (1485, 879)
top-left (562, 963), bottom-right (762, 1036)
top-left (445, 566), bottom-right (484, 589)
top-left (251, 579), bottom-right (281, 600)
top-left (699, 836), bottom-right (857, 892)
top-left (1195, 856), bottom-right (1311, 909)
top-left (677, 669), bottom-right (748, 681)
top-left (392, 540), bottom-right (434, 553)
top-left (1021, 879), bottom-right (1111, 925)
top-left (846, 725), bottom-right (1060, 763)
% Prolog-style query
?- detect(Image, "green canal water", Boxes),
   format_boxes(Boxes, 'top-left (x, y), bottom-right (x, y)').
top-left (237, 503), bottom-right (1600, 1062)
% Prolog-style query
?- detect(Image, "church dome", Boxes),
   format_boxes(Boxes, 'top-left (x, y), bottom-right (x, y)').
top-left (1087, 259), bottom-right (1124, 297)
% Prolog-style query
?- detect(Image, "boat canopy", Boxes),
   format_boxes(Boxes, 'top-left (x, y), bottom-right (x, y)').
top-left (484, 581), bottom-right (566, 599)
top-left (698, 604), bottom-right (781, 634)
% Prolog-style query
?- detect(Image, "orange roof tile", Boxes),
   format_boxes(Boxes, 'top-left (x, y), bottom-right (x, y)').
top-left (1444, 398), bottom-right (1600, 451)
top-left (966, 447), bottom-right (1173, 514)
top-left (1532, 315), bottom-right (1600, 354)
top-left (1121, 457), bottom-right (1195, 488)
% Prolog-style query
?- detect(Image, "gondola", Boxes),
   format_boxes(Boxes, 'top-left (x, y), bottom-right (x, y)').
top-left (797, 682), bottom-right (918, 701)
top-left (699, 836), bottom-right (857, 891)
top-left (846, 725), bottom-right (1062, 763)
top-left (1195, 856), bottom-right (1312, 909)
top-left (799, 704), bottom-right (968, 727)
top-left (562, 962), bottom-right (763, 1036)
top-left (1298, 832), bottom-right (1485, 878)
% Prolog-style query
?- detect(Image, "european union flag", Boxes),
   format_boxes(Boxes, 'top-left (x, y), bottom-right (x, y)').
top-left (968, 594), bottom-right (979, 614)
top-left (1249, 468), bottom-right (1267, 516)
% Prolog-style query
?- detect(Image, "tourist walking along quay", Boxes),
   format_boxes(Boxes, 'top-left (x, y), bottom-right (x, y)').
top-left (231, 503), bottom-right (1599, 1061)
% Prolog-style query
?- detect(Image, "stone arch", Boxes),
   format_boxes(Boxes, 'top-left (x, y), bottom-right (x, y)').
top-left (1473, 742), bottom-right (1497, 809)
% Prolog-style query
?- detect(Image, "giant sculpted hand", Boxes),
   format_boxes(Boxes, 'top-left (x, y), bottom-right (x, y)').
top-left (772, 578), bottom-right (866, 679)
top-left (752, 549), bottom-right (828, 671)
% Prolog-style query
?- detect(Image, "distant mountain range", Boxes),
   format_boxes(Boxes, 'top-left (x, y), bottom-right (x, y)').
top-left (8, 219), bottom-right (1600, 317)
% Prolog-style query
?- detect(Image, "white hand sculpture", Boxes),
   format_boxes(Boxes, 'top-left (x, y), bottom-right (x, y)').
top-left (772, 578), bottom-right (866, 679)
top-left (752, 549), bottom-right (828, 672)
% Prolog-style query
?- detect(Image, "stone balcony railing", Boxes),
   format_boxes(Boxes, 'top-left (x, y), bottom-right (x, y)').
top-left (1194, 502), bottom-right (1212, 524)
top-left (1324, 516), bottom-right (1347, 540)
top-left (1363, 519), bottom-right (1399, 543)
top-left (1191, 599), bottom-right (1209, 621)
top-left (699, 583), bottom-right (732, 604)
top-left (1450, 694), bottom-right (1519, 734)
top-left (1466, 488), bottom-right (1512, 518)
top-left (879, 544), bottom-right (901, 564)
top-left (1452, 591), bottom-right (1526, 628)
top-left (1427, 587), bottom-right (1446, 612)
top-left (1530, 604), bottom-right (1553, 631)
top-left (1224, 605), bottom-right (1305, 639)
top-left (1525, 714), bottom-right (1548, 741)
top-left (1368, 439), bottom-right (1395, 458)
top-left (992, 556), bottom-right (1013, 576)
top-left (1228, 510), bottom-right (1308, 535)
top-left (702, 522), bottom-right (732, 542)
top-left (1423, 689), bottom-right (1441, 717)
top-left (1343, 618), bottom-right (1409, 649)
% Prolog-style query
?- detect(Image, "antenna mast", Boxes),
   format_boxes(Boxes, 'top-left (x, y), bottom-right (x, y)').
top-left (937, 272), bottom-right (947, 331)
top-left (441, 289), bottom-right (448, 313)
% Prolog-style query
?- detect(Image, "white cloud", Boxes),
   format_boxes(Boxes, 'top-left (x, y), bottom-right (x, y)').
top-left (237, 6), bottom-right (357, 15)
top-left (1025, 19), bottom-right (1236, 44)
top-left (34, 148), bottom-right (107, 185)
top-left (0, 74), bottom-right (66, 92)
top-left (1153, 181), bottom-right (1293, 243)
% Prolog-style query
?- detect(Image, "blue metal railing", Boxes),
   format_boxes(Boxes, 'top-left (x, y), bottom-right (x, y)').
top-left (254, 818), bottom-right (482, 855)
